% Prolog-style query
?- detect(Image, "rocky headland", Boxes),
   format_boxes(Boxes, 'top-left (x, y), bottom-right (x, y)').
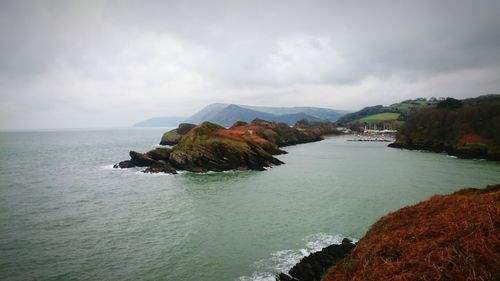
top-left (115, 119), bottom-right (340, 174)
top-left (275, 184), bottom-right (499, 281)
top-left (389, 95), bottom-right (500, 160)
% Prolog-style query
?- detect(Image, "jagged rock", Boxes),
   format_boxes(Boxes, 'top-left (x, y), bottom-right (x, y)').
top-left (160, 123), bottom-right (196, 145)
top-left (146, 147), bottom-right (172, 161)
top-left (129, 151), bottom-right (156, 167)
top-left (276, 238), bottom-right (356, 281)
top-left (113, 160), bottom-right (134, 168)
top-left (143, 160), bottom-right (177, 174)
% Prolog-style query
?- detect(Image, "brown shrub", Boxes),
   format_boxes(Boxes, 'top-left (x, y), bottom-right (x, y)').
top-left (323, 185), bottom-right (500, 281)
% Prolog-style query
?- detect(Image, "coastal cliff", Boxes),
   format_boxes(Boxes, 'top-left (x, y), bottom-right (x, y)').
top-left (389, 95), bottom-right (500, 160)
top-left (115, 119), bottom-right (340, 173)
top-left (278, 185), bottom-right (500, 281)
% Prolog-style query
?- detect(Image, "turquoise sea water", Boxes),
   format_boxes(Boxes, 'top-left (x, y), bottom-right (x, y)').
top-left (0, 129), bottom-right (498, 281)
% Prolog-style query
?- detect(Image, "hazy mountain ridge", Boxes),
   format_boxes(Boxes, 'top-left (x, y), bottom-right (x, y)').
top-left (184, 103), bottom-right (347, 127)
top-left (133, 116), bottom-right (186, 127)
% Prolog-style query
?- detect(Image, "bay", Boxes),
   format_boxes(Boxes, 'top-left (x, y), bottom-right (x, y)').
top-left (0, 129), bottom-right (498, 281)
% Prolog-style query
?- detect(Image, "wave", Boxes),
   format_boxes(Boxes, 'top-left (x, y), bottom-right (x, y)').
top-left (100, 164), bottom-right (177, 175)
top-left (238, 233), bottom-right (357, 281)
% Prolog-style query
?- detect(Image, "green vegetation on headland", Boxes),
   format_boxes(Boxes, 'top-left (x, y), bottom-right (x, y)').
top-left (115, 119), bottom-right (340, 173)
top-left (389, 95), bottom-right (500, 160)
top-left (337, 97), bottom-right (438, 125)
top-left (160, 123), bottom-right (196, 145)
top-left (277, 184), bottom-right (500, 281)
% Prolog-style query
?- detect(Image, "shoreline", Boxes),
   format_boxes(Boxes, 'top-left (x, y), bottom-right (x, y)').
top-left (275, 184), bottom-right (500, 281)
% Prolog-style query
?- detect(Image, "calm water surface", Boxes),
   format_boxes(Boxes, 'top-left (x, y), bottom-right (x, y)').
top-left (0, 129), bottom-right (498, 281)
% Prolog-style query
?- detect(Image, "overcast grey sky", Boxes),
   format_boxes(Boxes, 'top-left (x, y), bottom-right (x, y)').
top-left (1, 0), bottom-right (499, 129)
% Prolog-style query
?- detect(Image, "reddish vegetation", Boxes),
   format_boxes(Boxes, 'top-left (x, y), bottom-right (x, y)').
top-left (457, 134), bottom-right (493, 146)
top-left (214, 125), bottom-right (274, 147)
top-left (323, 185), bottom-right (500, 281)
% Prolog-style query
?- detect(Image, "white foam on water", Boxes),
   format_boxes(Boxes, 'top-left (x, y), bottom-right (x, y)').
top-left (101, 164), bottom-right (183, 176)
top-left (238, 233), bottom-right (358, 281)
top-left (134, 170), bottom-right (176, 176)
top-left (446, 155), bottom-right (458, 159)
top-left (154, 144), bottom-right (173, 148)
top-left (100, 164), bottom-right (116, 170)
top-left (100, 164), bottom-right (142, 172)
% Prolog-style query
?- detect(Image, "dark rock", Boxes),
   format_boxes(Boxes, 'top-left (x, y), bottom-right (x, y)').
top-left (129, 151), bottom-right (156, 167)
top-left (276, 238), bottom-right (356, 281)
top-left (143, 160), bottom-right (177, 174)
top-left (113, 160), bottom-right (134, 168)
top-left (146, 147), bottom-right (172, 161)
top-left (176, 123), bottom-right (197, 134)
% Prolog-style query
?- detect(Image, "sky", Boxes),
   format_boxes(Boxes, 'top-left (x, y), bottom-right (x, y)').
top-left (1, 0), bottom-right (500, 129)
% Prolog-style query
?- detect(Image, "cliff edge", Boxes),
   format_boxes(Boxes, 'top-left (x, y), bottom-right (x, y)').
top-left (322, 184), bottom-right (500, 281)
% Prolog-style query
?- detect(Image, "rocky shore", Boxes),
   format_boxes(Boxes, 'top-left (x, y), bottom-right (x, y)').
top-left (388, 95), bottom-right (500, 161)
top-left (276, 238), bottom-right (356, 281)
top-left (278, 184), bottom-right (499, 281)
top-left (388, 140), bottom-right (500, 160)
top-left (115, 119), bottom-right (340, 174)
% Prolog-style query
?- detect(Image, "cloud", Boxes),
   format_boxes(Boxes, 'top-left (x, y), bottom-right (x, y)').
top-left (0, 0), bottom-right (500, 129)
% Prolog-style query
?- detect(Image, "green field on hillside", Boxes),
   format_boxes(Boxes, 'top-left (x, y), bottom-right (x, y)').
top-left (357, 112), bottom-right (400, 123)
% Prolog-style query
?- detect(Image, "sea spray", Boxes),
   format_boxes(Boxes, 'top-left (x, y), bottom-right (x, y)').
top-left (239, 233), bottom-right (357, 281)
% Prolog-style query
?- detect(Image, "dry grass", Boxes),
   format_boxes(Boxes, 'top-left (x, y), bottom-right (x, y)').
top-left (323, 185), bottom-right (500, 281)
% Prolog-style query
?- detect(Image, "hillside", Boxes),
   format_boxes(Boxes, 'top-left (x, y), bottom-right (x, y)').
top-left (184, 104), bottom-right (347, 127)
top-left (337, 98), bottom-right (438, 125)
top-left (358, 112), bottom-right (400, 124)
top-left (240, 105), bottom-right (349, 121)
top-left (322, 184), bottom-right (500, 281)
top-left (389, 95), bottom-right (500, 160)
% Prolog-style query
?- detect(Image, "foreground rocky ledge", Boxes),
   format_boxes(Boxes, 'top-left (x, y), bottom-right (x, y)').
top-left (274, 185), bottom-right (499, 281)
top-left (115, 119), bottom-right (340, 174)
top-left (323, 184), bottom-right (500, 281)
top-left (276, 238), bottom-right (356, 281)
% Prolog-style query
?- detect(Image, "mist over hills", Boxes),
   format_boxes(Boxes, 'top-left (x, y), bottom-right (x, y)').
top-left (135, 104), bottom-right (348, 127)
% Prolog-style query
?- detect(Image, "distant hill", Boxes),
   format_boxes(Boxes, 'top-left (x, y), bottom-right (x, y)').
top-left (337, 98), bottom-right (439, 124)
top-left (182, 103), bottom-right (229, 125)
top-left (239, 105), bottom-right (349, 121)
top-left (184, 104), bottom-right (347, 127)
top-left (133, 116), bottom-right (186, 127)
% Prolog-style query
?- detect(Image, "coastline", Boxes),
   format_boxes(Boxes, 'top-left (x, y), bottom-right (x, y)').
top-left (276, 184), bottom-right (500, 281)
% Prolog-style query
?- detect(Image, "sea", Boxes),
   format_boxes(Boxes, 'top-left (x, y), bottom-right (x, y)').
top-left (0, 128), bottom-right (498, 281)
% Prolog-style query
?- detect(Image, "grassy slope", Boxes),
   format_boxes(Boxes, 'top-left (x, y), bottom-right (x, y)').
top-left (323, 185), bottom-right (500, 281)
top-left (338, 98), bottom-right (436, 124)
top-left (357, 112), bottom-right (400, 123)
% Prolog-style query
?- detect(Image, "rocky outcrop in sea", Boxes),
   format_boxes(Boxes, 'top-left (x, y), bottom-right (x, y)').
top-left (115, 119), bottom-right (341, 174)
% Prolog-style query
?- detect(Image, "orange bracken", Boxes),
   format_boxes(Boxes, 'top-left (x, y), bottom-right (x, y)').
top-left (323, 185), bottom-right (500, 281)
